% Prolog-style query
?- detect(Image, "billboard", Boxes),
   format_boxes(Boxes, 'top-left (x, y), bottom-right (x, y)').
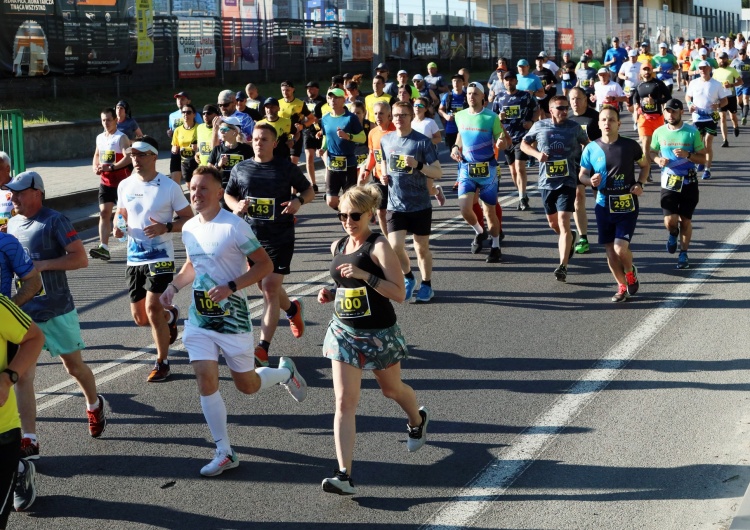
top-left (386, 30), bottom-right (410, 59)
top-left (177, 17), bottom-right (216, 79)
top-left (440, 32), bottom-right (466, 60)
top-left (222, 0), bottom-right (260, 71)
top-left (558, 28), bottom-right (574, 51)
top-left (0, 0), bottom-right (130, 77)
top-left (411, 31), bottom-right (439, 59)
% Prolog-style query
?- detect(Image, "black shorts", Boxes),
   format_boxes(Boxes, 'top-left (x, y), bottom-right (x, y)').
top-left (695, 120), bottom-right (718, 136)
top-left (377, 183), bottom-right (388, 210)
top-left (504, 143), bottom-right (529, 164)
top-left (127, 264), bottom-right (174, 303)
top-left (386, 208), bottom-right (432, 236)
top-left (249, 241), bottom-right (294, 275)
top-left (722, 95), bottom-right (738, 114)
top-left (445, 133), bottom-right (458, 150)
top-left (290, 135), bottom-right (304, 158)
top-left (302, 131), bottom-right (322, 151)
top-left (181, 158), bottom-right (198, 183)
top-left (660, 183), bottom-right (699, 219)
top-left (98, 183), bottom-right (118, 205)
top-left (0, 427), bottom-right (20, 530)
top-left (326, 166), bottom-right (358, 197)
top-left (170, 152), bottom-right (181, 173)
top-left (541, 187), bottom-right (576, 215)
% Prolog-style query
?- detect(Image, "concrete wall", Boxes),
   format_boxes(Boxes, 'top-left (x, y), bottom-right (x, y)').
top-left (24, 115), bottom-right (171, 163)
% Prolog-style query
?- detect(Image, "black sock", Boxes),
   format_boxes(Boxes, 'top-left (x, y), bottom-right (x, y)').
top-left (405, 271), bottom-right (415, 280)
top-left (285, 302), bottom-right (298, 318)
top-left (580, 234), bottom-right (587, 240)
top-left (422, 280), bottom-right (431, 287)
top-left (745, 106), bottom-right (749, 118)
top-left (670, 229), bottom-right (679, 236)
top-left (259, 340), bottom-right (271, 352)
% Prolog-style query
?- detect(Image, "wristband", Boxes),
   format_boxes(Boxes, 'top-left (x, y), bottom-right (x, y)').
top-left (227, 281), bottom-right (237, 293)
top-left (169, 282), bottom-right (179, 293)
top-left (367, 273), bottom-right (381, 289)
top-left (416, 161), bottom-right (424, 172)
top-left (166, 222), bottom-right (173, 233)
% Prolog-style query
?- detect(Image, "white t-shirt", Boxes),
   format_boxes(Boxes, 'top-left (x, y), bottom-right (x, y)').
top-left (117, 173), bottom-right (190, 266)
top-left (411, 117), bottom-right (440, 139)
top-left (726, 47), bottom-right (740, 61)
top-left (672, 43), bottom-right (684, 57)
top-left (593, 80), bottom-right (626, 111)
top-left (619, 61), bottom-right (642, 92)
top-left (686, 77), bottom-right (729, 122)
top-left (543, 60), bottom-right (559, 75)
top-left (182, 208), bottom-right (261, 333)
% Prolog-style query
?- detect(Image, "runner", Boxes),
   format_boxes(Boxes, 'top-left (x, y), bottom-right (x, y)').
top-left (214, 90), bottom-right (254, 148)
top-left (604, 37), bottom-right (628, 85)
top-left (256, 97), bottom-right (294, 159)
top-left (396, 70), bottom-right (420, 99)
top-left (115, 136), bottom-right (195, 382)
top-left (685, 61), bottom-right (728, 180)
top-left (114, 100), bottom-right (142, 141)
top-left (438, 74), bottom-right (469, 151)
top-left (365, 75), bottom-right (395, 123)
top-left (652, 42), bottom-right (679, 97)
top-left (576, 55), bottom-right (598, 104)
top-left (559, 58), bottom-right (578, 97)
top-left (516, 59), bottom-right (545, 98)
top-left (160, 165), bottom-right (307, 477)
top-left (453, 82), bottom-right (510, 263)
top-left (207, 116), bottom-right (253, 196)
top-left (171, 103), bottom-right (198, 184)
top-left (195, 104), bottom-right (220, 166)
top-left (521, 95), bottom-right (589, 282)
top-left (493, 71), bottom-right (538, 211)
top-left (533, 53), bottom-right (557, 119)
top-left (167, 92), bottom-right (202, 183)
top-left (579, 106), bottom-right (650, 302)
top-left (317, 185), bottom-right (428, 496)
top-left (224, 123), bottom-right (314, 368)
top-left (632, 63), bottom-right (670, 180)
top-left (712, 52), bottom-right (742, 147)
top-left (412, 74), bottom-right (439, 109)
top-left (592, 69), bottom-right (627, 111)
top-left (302, 81), bottom-right (325, 192)
top-left (637, 41), bottom-right (654, 65)
top-left (732, 48), bottom-right (750, 124)
top-left (89, 107), bottom-right (131, 261)
top-left (0, 294), bottom-right (43, 518)
top-left (0, 231), bottom-right (42, 309)
top-left (379, 101), bottom-right (442, 302)
top-left (318, 88), bottom-right (366, 210)
top-left (671, 37), bottom-right (686, 91)
top-left (568, 87), bottom-right (602, 254)
top-left (243, 83), bottom-right (264, 121)
top-left (424, 61), bottom-right (447, 93)
top-left (0, 151), bottom-right (11, 232)
top-left (650, 99), bottom-right (708, 270)
top-left (7, 171), bottom-right (108, 451)
top-left (359, 101), bottom-right (395, 236)
top-left (279, 80), bottom-right (315, 164)
top-left (619, 49), bottom-right (643, 127)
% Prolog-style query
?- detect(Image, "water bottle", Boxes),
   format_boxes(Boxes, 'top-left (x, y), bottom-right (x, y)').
top-left (115, 214), bottom-right (128, 243)
top-left (198, 274), bottom-right (229, 310)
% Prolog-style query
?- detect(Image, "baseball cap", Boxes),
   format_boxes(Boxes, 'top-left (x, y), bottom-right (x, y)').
top-left (115, 100), bottom-right (129, 109)
top-left (720, 36), bottom-right (726, 39)
top-left (580, 55), bottom-right (589, 62)
top-left (327, 88), bottom-right (345, 98)
top-left (719, 51), bottom-right (729, 59)
top-left (280, 80), bottom-right (295, 88)
top-left (697, 60), bottom-right (711, 68)
top-left (427, 62), bottom-right (437, 69)
top-left (584, 48), bottom-right (593, 55)
top-left (235, 91), bottom-right (248, 101)
top-left (397, 69), bottom-right (408, 75)
top-left (375, 62), bottom-right (388, 71)
top-left (306, 81), bottom-right (320, 88)
top-left (641, 41), bottom-right (650, 47)
top-left (628, 49), bottom-right (638, 57)
top-left (503, 71), bottom-right (516, 80)
top-left (202, 104), bottom-right (220, 114)
top-left (537, 50), bottom-right (547, 57)
top-left (699, 48), bottom-right (708, 56)
top-left (663, 99), bottom-right (684, 111)
top-left (5, 171), bottom-right (44, 194)
top-left (220, 116), bottom-right (242, 127)
top-left (612, 36), bottom-right (620, 41)
top-left (345, 82), bottom-right (358, 90)
top-left (173, 91), bottom-right (190, 99)
top-left (342, 72), bottom-right (353, 79)
top-left (263, 97), bottom-right (280, 107)
top-left (517, 59), bottom-right (529, 67)
top-left (659, 42), bottom-right (667, 48)
top-left (412, 74), bottom-right (424, 81)
top-left (694, 38), bottom-right (703, 43)
top-left (597, 67), bottom-right (609, 74)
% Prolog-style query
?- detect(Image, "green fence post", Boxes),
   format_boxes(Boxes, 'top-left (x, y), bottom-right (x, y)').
top-left (0, 110), bottom-right (25, 177)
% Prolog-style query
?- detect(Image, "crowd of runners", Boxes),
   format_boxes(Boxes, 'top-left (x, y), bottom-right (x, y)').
top-left (0, 31), bottom-right (745, 525)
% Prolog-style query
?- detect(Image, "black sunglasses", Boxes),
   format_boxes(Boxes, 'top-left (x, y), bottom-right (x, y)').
top-left (337, 212), bottom-right (364, 222)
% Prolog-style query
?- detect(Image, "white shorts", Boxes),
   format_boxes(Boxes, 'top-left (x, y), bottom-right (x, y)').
top-left (182, 322), bottom-right (255, 373)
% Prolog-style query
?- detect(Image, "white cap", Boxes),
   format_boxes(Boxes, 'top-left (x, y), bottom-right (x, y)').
top-left (628, 49), bottom-right (638, 57)
top-left (597, 67), bottom-right (609, 74)
top-left (397, 69), bottom-right (408, 75)
top-left (699, 48), bottom-right (708, 55)
top-left (128, 141), bottom-right (159, 155)
top-left (659, 42), bottom-right (667, 48)
top-left (697, 60), bottom-right (711, 68)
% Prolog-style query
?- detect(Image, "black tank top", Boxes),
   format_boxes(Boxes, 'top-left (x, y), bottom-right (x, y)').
top-left (330, 232), bottom-right (397, 329)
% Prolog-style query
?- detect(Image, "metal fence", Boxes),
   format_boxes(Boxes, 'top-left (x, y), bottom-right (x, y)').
top-left (0, 110), bottom-right (25, 177)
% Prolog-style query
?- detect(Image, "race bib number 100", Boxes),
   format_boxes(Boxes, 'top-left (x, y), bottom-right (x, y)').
top-left (334, 287), bottom-right (371, 319)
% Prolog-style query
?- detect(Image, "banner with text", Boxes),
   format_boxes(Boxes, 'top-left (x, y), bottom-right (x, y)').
top-left (221, 0), bottom-right (259, 71)
top-left (136, 0), bottom-right (154, 64)
top-left (177, 17), bottom-right (216, 79)
top-left (439, 32), bottom-right (466, 60)
top-left (411, 31), bottom-right (439, 59)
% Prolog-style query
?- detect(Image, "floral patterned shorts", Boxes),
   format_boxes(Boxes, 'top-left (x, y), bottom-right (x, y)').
top-left (323, 318), bottom-right (409, 370)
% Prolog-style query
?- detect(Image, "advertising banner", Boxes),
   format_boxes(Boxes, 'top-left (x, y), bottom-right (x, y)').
top-left (0, 0), bottom-right (130, 77)
top-left (136, 0), bottom-right (154, 64)
top-left (468, 33), bottom-right (488, 59)
top-left (558, 28), bottom-right (574, 51)
top-left (495, 33), bottom-right (511, 60)
top-left (341, 28), bottom-right (353, 62)
top-left (351, 28), bottom-right (372, 61)
top-left (177, 17), bottom-right (216, 79)
top-left (440, 32), bottom-right (466, 60)
top-left (386, 30), bottom-right (409, 59)
top-left (221, 0), bottom-right (259, 71)
top-left (411, 31), bottom-right (439, 59)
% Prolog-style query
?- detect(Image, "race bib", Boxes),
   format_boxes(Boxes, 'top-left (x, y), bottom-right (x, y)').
top-left (193, 290), bottom-right (229, 318)
top-left (199, 142), bottom-right (211, 156)
top-left (712, 111), bottom-right (720, 122)
top-left (545, 160), bottom-right (569, 178)
top-left (389, 154), bottom-right (414, 174)
top-left (742, 64), bottom-right (750, 72)
top-left (581, 79), bottom-right (591, 87)
top-left (373, 149), bottom-right (383, 163)
top-left (356, 153), bottom-right (368, 166)
top-left (643, 101), bottom-right (657, 112)
top-left (180, 147), bottom-right (194, 158)
top-left (624, 85), bottom-right (632, 95)
top-left (15, 276), bottom-right (46, 298)
top-left (246, 197), bottom-right (275, 221)
top-left (334, 287), bottom-right (371, 319)
top-left (225, 154), bottom-right (244, 169)
top-left (581, 124), bottom-right (588, 132)
top-left (467, 161), bottom-right (490, 177)
top-left (148, 261), bottom-right (175, 276)
top-left (328, 155), bottom-right (347, 170)
top-left (562, 73), bottom-right (571, 81)
top-left (665, 174), bottom-right (684, 192)
top-left (609, 193), bottom-right (636, 213)
top-left (100, 150), bottom-right (116, 164)
top-left (503, 105), bottom-right (521, 119)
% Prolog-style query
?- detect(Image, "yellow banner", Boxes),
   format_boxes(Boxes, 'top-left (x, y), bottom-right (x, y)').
top-left (136, 0), bottom-right (154, 64)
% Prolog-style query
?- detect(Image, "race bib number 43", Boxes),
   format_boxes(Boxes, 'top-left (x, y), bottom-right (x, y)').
top-left (334, 287), bottom-right (371, 319)
top-left (389, 154), bottom-right (414, 174)
top-left (545, 160), bottom-right (569, 177)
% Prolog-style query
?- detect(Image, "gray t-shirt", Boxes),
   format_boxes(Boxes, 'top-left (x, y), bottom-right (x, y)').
top-left (8, 207), bottom-right (77, 322)
top-left (523, 119), bottom-right (588, 191)
top-left (380, 130), bottom-right (439, 212)
top-left (424, 73), bottom-right (445, 92)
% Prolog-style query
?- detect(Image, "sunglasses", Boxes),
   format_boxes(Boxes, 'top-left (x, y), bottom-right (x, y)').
top-left (337, 212), bottom-right (364, 222)
top-left (219, 127), bottom-right (235, 133)
top-left (218, 102), bottom-right (231, 107)
top-left (413, 104), bottom-right (425, 108)
top-left (552, 106), bottom-right (569, 111)
top-left (182, 110), bottom-right (194, 114)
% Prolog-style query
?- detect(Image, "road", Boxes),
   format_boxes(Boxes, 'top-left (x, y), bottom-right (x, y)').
top-left (9, 110), bottom-right (750, 530)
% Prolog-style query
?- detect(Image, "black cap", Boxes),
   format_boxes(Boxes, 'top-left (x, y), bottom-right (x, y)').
top-left (331, 75), bottom-right (344, 85)
top-left (664, 98), bottom-right (683, 111)
top-left (306, 81), bottom-right (319, 88)
top-left (451, 73), bottom-right (465, 81)
top-left (345, 81), bottom-right (358, 90)
top-left (280, 80), bottom-right (295, 88)
top-left (202, 104), bottom-right (220, 114)
top-left (375, 62), bottom-right (388, 71)
top-left (503, 71), bottom-right (516, 80)
top-left (263, 97), bottom-right (280, 107)
top-left (342, 72), bottom-right (353, 79)
top-left (719, 51), bottom-right (729, 59)
top-left (235, 91), bottom-right (247, 101)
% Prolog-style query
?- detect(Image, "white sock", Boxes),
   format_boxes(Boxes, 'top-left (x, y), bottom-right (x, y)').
top-left (200, 391), bottom-right (231, 454)
top-left (100, 243), bottom-right (109, 251)
top-left (165, 310), bottom-right (174, 325)
top-left (86, 399), bottom-right (100, 411)
top-left (472, 223), bottom-right (483, 235)
top-left (256, 366), bottom-right (292, 390)
top-left (492, 236), bottom-right (500, 247)
top-left (22, 433), bottom-right (37, 443)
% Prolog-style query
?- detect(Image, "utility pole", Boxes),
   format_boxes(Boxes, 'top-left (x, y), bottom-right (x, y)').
top-left (373, 0), bottom-right (385, 71)
top-left (632, 0), bottom-right (638, 47)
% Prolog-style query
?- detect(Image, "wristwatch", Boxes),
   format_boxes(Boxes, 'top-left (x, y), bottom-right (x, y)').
top-left (227, 281), bottom-right (237, 292)
top-left (165, 222), bottom-right (174, 233)
top-left (3, 368), bottom-right (18, 385)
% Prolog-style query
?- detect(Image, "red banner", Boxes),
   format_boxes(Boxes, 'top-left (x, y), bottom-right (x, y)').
top-left (558, 29), bottom-right (574, 51)
top-left (352, 29), bottom-right (372, 61)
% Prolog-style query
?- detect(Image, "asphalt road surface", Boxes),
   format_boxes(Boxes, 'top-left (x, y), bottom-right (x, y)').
top-left (9, 110), bottom-right (750, 530)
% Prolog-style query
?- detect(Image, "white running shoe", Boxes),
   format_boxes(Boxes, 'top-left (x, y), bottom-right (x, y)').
top-left (406, 406), bottom-right (429, 452)
top-left (279, 357), bottom-right (308, 403)
top-left (322, 468), bottom-right (356, 495)
top-left (200, 449), bottom-right (239, 477)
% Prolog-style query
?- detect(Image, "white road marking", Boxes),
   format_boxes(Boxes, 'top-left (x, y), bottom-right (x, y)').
top-left (35, 191), bottom-right (524, 410)
top-left (420, 216), bottom-right (750, 529)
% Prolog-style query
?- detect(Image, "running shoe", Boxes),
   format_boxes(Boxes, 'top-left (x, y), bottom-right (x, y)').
top-left (313, 184), bottom-right (319, 193)
top-left (519, 197), bottom-right (530, 211)
top-left (87, 395), bottom-right (107, 438)
top-left (19, 437), bottom-right (39, 460)
top-left (167, 305), bottom-right (179, 345)
top-left (434, 185), bottom-right (446, 206)
top-left (254, 344), bottom-right (269, 368)
top-left (701, 169), bottom-right (711, 180)
top-left (568, 230), bottom-right (577, 260)
top-left (611, 283), bottom-right (630, 303)
top-left (406, 407), bottom-right (429, 453)
top-left (470, 230), bottom-right (488, 254)
top-left (404, 276), bottom-right (417, 299)
top-left (667, 232), bottom-right (678, 254)
top-left (486, 247), bottom-right (502, 263)
top-left (742, 117), bottom-right (747, 125)
top-left (677, 251), bottom-right (690, 269)
top-left (697, 164), bottom-right (705, 172)
top-left (554, 264), bottom-right (567, 282)
top-left (287, 299), bottom-right (305, 338)
top-left (89, 245), bottom-right (111, 261)
top-left (200, 449), bottom-right (239, 477)
top-left (13, 459), bottom-right (37, 512)
top-left (735, 127), bottom-right (740, 137)
top-left (625, 264), bottom-right (639, 296)
top-left (279, 357), bottom-right (308, 403)
top-left (322, 468), bottom-right (356, 495)
top-left (722, 139), bottom-right (729, 147)
top-left (414, 284), bottom-right (434, 303)
top-left (647, 174), bottom-right (653, 182)
top-left (147, 361), bottom-right (171, 382)
top-left (574, 238), bottom-right (590, 254)
top-left (498, 229), bottom-right (505, 242)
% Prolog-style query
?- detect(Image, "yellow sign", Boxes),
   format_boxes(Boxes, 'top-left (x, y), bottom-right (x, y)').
top-left (136, 0), bottom-right (154, 64)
